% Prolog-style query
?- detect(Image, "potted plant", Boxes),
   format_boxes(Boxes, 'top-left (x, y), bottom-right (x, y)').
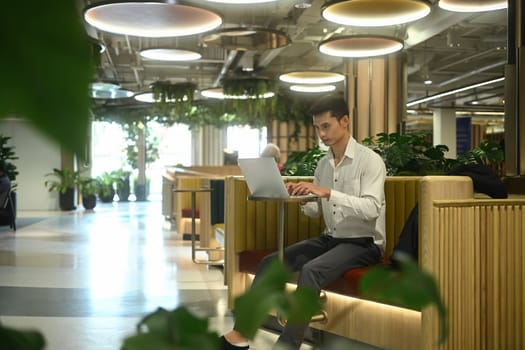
top-left (97, 171), bottom-right (116, 203)
top-left (79, 177), bottom-right (100, 210)
top-left (113, 168), bottom-right (131, 202)
top-left (0, 134), bottom-right (19, 219)
top-left (44, 168), bottom-right (79, 211)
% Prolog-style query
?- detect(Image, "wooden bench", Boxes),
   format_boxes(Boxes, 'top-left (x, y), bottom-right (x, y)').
top-left (224, 175), bottom-right (525, 349)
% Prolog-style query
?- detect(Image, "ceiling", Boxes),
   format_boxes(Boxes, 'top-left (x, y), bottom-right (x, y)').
top-left (81, 0), bottom-right (508, 119)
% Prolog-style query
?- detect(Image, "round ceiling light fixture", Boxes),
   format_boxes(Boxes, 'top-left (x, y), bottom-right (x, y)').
top-left (290, 85), bottom-right (337, 93)
top-left (279, 71), bottom-right (345, 84)
top-left (200, 88), bottom-right (226, 99)
top-left (140, 48), bottom-right (202, 61)
top-left (319, 35), bottom-right (404, 58)
top-left (321, 0), bottom-right (431, 27)
top-left (84, 2), bottom-right (222, 37)
top-left (205, 0), bottom-right (277, 3)
top-left (438, 0), bottom-right (507, 12)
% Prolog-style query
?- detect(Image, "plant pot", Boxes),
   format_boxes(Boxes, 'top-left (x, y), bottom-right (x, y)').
top-left (117, 176), bottom-right (130, 202)
top-left (99, 188), bottom-right (115, 203)
top-left (59, 187), bottom-right (76, 211)
top-left (82, 194), bottom-right (97, 210)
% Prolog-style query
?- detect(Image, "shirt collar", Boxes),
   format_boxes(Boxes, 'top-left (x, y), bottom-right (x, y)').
top-left (327, 136), bottom-right (356, 163)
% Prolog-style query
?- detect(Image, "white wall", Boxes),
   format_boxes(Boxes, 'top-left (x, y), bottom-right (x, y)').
top-left (0, 118), bottom-right (61, 210)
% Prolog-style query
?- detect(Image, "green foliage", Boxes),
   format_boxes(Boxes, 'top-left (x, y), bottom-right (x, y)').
top-left (0, 324), bottom-right (45, 350)
top-left (122, 259), bottom-right (322, 349)
top-left (44, 168), bottom-right (79, 194)
top-left (0, 134), bottom-right (19, 188)
top-left (123, 122), bottom-right (160, 170)
top-left (362, 132), bottom-right (455, 176)
top-left (456, 140), bottom-right (505, 176)
top-left (112, 168), bottom-right (131, 191)
top-left (96, 171), bottom-right (118, 198)
top-left (152, 81), bottom-right (196, 119)
top-left (78, 176), bottom-right (100, 197)
top-left (359, 253), bottom-right (448, 345)
top-left (0, 0), bottom-right (95, 156)
top-left (222, 77), bottom-right (278, 126)
top-left (281, 145), bottom-right (327, 176)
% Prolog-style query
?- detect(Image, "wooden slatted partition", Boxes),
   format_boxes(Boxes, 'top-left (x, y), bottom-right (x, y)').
top-left (420, 176), bottom-right (525, 350)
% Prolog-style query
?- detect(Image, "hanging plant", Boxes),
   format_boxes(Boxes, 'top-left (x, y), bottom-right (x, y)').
top-left (222, 77), bottom-right (278, 126)
top-left (151, 81), bottom-right (196, 120)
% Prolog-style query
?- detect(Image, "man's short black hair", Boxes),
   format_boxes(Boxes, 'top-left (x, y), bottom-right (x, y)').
top-left (308, 93), bottom-right (349, 120)
top-left (0, 160), bottom-right (6, 174)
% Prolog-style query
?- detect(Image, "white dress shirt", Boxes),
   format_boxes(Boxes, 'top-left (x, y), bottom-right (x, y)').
top-left (301, 137), bottom-right (387, 254)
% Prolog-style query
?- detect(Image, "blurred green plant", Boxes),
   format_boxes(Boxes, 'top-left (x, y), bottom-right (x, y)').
top-left (44, 168), bottom-right (79, 194)
top-left (281, 145), bottom-right (327, 176)
top-left (359, 253), bottom-right (448, 345)
top-left (456, 140), bottom-right (505, 176)
top-left (122, 259), bottom-right (322, 350)
top-left (362, 132), bottom-right (455, 176)
top-left (0, 134), bottom-right (19, 189)
top-left (0, 0), bottom-right (95, 156)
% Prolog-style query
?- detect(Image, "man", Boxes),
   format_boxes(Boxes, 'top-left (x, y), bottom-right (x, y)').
top-left (221, 94), bottom-right (386, 350)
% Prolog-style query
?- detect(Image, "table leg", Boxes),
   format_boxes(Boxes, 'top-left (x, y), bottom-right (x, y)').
top-left (278, 200), bottom-right (284, 261)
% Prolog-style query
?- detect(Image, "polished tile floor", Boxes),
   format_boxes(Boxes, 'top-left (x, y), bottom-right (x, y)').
top-left (0, 200), bottom-right (313, 350)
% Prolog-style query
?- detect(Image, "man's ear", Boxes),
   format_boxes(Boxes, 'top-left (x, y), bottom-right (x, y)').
top-left (340, 114), bottom-right (350, 128)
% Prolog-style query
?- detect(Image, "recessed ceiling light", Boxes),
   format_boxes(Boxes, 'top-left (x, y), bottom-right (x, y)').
top-left (84, 2), bottom-right (222, 37)
top-left (290, 85), bottom-right (337, 93)
top-left (279, 71), bottom-right (345, 84)
top-left (140, 48), bottom-right (202, 61)
top-left (319, 35), bottom-right (404, 58)
top-left (321, 0), bottom-right (431, 27)
top-left (438, 0), bottom-right (507, 12)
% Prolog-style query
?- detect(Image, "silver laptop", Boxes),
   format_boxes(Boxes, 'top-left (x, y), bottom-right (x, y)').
top-left (238, 157), bottom-right (318, 200)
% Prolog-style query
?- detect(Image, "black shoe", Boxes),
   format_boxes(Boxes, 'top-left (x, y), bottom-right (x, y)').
top-left (220, 335), bottom-right (249, 350)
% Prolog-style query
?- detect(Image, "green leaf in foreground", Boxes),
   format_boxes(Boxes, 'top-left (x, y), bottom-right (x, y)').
top-left (0, 1), bottom-right (95, 155)
top-left (234, 259), bottom-right (323, 339)
top-left (0, 325), bottom-right (46, 350)
top-left (359, 253), bottom-right (448, 344)
top-left (122, 307), bottom-right (220, 350)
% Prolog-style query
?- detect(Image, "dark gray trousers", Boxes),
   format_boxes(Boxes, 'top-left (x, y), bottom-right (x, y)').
top-left (235, 234), bottom-right (382, 350)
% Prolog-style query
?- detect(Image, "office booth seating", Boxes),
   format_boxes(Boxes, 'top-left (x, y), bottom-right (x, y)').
top-left (224, 175), bottom-right (525, 350)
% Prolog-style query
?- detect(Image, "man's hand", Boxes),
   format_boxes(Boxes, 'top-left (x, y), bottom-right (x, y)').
top-left (285, 182), bottom-right (330, 199)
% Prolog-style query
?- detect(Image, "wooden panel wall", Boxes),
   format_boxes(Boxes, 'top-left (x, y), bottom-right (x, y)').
top-left (421, 196), bottom-right (525, 350)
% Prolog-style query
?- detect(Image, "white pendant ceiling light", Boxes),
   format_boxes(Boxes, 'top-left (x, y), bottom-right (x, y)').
top-left (140, 48), bottom-right (202, 61)
top-left (205, 0), bottom-right (277, 3)
top-left (201, 88), bottom-right (226, 99)
top-left (279, 71), bottom-right (345, 84)
top-left (319, 35), bottom-right (404, 58)
top-left (438, 0), bottom-right (507, 12)
top-left (290, 85), bottom-right (337, 93)
top-left (90, 82), bottom-right (134, 99)
top-left (84, 2), bottom-right (222, 37)
top-left (321, 0), bottom-right (431, 27)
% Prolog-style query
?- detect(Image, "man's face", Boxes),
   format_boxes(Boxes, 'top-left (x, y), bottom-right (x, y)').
top-left (312, 111), bottom-right (349, 147)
